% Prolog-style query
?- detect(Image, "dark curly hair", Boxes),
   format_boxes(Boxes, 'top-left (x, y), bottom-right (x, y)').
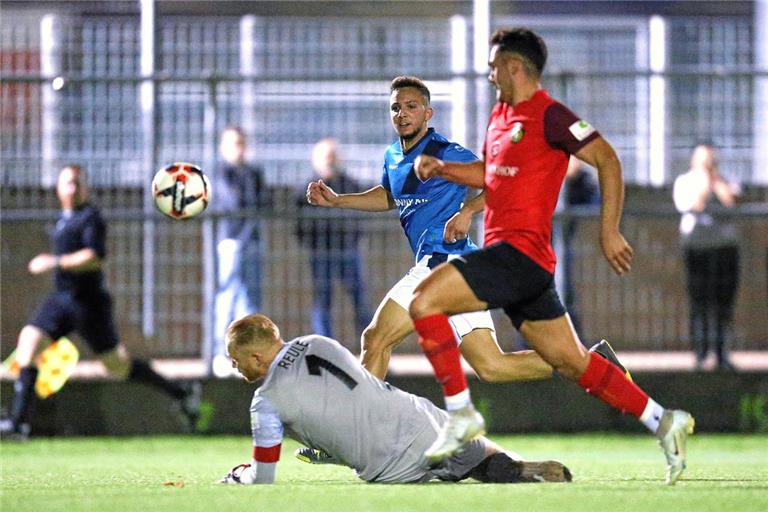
top-left (490, 28), bottom-right (548, 76)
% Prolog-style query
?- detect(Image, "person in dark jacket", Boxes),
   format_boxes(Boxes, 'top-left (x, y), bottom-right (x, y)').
top-left (295, 139), bottom-right (371, 337)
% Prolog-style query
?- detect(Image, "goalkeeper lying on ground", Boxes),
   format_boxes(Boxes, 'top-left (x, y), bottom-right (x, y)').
top-left (219, 313), bottom-right (571, 485)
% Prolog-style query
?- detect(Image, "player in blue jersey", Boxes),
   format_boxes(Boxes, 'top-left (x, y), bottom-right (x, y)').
top-left (307, 76), bottom-right (567, 382)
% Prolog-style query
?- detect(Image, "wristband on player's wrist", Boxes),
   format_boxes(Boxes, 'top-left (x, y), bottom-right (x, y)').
top-left (54, 256), bottom-right (61, 269)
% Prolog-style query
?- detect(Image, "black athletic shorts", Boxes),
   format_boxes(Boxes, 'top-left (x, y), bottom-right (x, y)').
top-left (29, 289), bottom-right (119, 354)
top-left (450, 241), bottom-right (566, 329)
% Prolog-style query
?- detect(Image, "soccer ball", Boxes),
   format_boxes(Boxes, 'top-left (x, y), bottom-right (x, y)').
top-left (152, 162), bottom-right (211, 219)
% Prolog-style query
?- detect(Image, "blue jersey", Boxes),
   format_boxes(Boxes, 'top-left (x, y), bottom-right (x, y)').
top-left (381, 128), bottom-right (479, 262)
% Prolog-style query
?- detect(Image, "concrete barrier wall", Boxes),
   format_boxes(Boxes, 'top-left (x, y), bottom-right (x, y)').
top-left (3, 371), bottom-right (767, 436)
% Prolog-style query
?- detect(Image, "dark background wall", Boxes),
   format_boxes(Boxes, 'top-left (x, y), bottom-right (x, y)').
top-left (3, 371), bottom-right (766, 436)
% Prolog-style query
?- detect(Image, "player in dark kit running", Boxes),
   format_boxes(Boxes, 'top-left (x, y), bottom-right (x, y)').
top-left (0, 165), bottom-right (200, 439)
top-left (411, 28), bottom-right (694, 485)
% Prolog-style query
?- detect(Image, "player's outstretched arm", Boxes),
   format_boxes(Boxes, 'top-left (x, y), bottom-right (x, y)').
top-left (414, 155), bottom-right (485, 188)
top-left (575, 137), bottom-right (634, 275)
top-left (225, 404), bottom-right (284, 485)
top-left (443, 191), bottom-right (486, 243)
top-left (28, 248), bottom-right (102, 275)
top-left (306, 181), bottom-right (394, 212)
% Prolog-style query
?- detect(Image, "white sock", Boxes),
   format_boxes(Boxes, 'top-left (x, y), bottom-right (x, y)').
top-left (444, 389), bottom-right (471, 411)
top-left (639, 398), bottom-right (665, 433)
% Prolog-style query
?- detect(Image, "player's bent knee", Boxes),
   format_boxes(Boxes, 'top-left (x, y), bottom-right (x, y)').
top-left (408, 293), bottom-right (435, 319)
top-left (17, 324), bottom-right (43, 339)
top-left (14, 325), bottom-right (52, 367)
top-left (465, 356), bottom-right (501, 383)
top-left (472, 364), bottom-right (504, 383)
top-left (547, 354), bottom-right (589, 382)
top-left (18, 325), bottom-right (49, 344)
top-left (546, 361), bottom-right (580, 381)
top-left (462, 347), bottom-right (507, 383)
top-left (361, 327), bottom-right (396, 354)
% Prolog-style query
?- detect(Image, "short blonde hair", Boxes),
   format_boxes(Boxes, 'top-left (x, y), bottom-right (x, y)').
top-left (226, 314), bottom-right (281, 350)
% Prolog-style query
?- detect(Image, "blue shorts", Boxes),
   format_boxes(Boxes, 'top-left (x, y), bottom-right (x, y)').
top-left (29, 289), bottom-right (119, 354)
top-left (450, 242), bottom-right (566, 329)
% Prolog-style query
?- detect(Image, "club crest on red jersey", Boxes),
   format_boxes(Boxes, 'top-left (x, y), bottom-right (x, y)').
top-left (509, 122), bottom-right (525, 143)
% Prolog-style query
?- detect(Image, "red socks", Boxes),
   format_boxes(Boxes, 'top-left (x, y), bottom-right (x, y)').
top-left (413, 314), bottom-right (467, 398)
top-left (578, 351), bottom-right (648, 417)
top-left (414, 315), bottom-right (649, 418)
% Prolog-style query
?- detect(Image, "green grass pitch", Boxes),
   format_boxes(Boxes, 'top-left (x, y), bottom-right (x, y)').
top-left (2, 434), bottom-right (766, 512)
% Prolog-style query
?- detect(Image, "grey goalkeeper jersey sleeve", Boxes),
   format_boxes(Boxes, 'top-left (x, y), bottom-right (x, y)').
top-left (251, 335), bottom-right (453, 482)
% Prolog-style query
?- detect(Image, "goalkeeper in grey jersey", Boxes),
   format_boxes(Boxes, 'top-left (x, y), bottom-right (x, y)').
top-left (219, 314), bottom-right (571, 485)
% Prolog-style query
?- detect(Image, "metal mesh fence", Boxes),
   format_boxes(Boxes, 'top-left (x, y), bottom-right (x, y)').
top-left (1, 10), bottom-right (766, 364)
top-left (667, 16), bottom-right (755, 184)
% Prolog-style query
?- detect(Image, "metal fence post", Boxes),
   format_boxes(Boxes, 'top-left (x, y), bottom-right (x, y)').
top-left (140, 0), bottom-right (157, 339)
top-left (472, 0), bottom-right (491, 153)
top-left (40, 14), bottom-right (61, 186)
top-left (450, 14), bottom-right (469, 148)
top-left (648, 15), bottom-right (668, 187)
top-left (755, 0), bottom-right (768, 184)
top-left (201, 77), bottom-right (218, 375)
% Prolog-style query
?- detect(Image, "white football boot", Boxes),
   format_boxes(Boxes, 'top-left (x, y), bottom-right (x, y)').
top-left (424, 404), bottom-right (486, 462)
top-left (656, 409), bottom-right (695, 485)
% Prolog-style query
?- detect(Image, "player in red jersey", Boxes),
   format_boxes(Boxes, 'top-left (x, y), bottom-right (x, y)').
top-left (412, 28), bottom-right (694, 485)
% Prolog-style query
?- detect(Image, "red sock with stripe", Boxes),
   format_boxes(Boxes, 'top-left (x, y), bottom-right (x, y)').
top-left (413, 314), bottom-right (468, 409)
top-left (578, 351), bottom-right (648, 417)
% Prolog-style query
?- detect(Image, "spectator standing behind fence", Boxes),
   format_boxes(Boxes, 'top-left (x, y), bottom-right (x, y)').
top-left (295, 139), bottom-right (372, 338)
top-left (0, 165), bottom-right (200, 439)
top-left (562, 157), bottom-right (600, 333)
top-left (212, 127), bottom-right (269, 376)
top-left (673, 143), bottom-right (741, 371)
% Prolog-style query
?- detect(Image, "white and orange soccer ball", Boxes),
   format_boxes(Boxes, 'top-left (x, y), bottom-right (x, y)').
top-left (152, 162), bottom-right (211, 219)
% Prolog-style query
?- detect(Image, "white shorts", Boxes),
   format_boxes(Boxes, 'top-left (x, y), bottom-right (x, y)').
top-left (384, 254), bottom-right (496, 342)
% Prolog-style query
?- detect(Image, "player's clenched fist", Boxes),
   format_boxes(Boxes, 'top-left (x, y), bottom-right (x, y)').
top-left (306, 179), bottom-right (339, 207)
top-left (414, 154), bottom-right (445, 180)
top-left (443, 210), bottom-right (471, 244)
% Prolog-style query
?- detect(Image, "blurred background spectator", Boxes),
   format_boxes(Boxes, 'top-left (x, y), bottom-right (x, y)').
top-left (295, 139), bottom-right (372, 338)
top-left (212, 126), bottom-right (269, 377)
top-left (673, 143), bottom-right (741, 371)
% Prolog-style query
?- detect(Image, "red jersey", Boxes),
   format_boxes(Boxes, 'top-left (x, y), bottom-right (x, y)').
top-left (482, 89), bottom-right (599, 273)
